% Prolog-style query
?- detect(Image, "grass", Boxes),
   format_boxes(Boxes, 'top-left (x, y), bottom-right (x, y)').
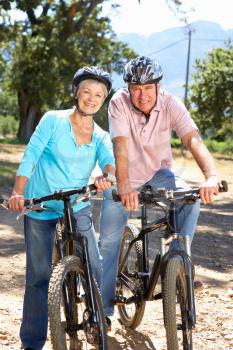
top-left (171, 138), bottom-right (233, 157)
top-left (0, 143), bottom-right (25, 191)
top-left (0, 160), bottom-right (19, 188)
top-left (204, 139), bottom-right (233, 155)
top-left (0, 137), bottom-right (27, 145)
top-left (0, 136), bottom-right (232, 193)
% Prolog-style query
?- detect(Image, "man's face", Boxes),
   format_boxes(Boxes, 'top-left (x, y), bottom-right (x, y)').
top-left (129, 83), bottom-right (157, 115)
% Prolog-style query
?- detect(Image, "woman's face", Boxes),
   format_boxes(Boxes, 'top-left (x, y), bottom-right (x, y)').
top-left (76, 80), bottom-right (106, 115)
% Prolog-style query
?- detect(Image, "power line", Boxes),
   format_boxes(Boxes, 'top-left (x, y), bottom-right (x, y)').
top-left (146, 38), bottom-right (186, 56)
top-left (193, 38), bottom-right (227, 42)
top-left (184, 29), bottom-right (192, 106)
top-left (145, 33), bottom-right (231, 102)
top-left (146, 37), bottom-right (228, 56)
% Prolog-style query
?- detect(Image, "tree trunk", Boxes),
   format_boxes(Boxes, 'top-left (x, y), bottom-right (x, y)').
top-left (17, 89), bottom-right (41, 141)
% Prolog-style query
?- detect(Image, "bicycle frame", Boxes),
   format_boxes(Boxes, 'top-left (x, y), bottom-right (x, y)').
top-left (54, 195), bottom-right (101, 332)
top-left (117, 200), bottom-right (197, 327)
top-left (0, 179), bottom-right (114, 349)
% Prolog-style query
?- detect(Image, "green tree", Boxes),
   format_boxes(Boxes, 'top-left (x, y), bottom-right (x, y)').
top-left (0, 1), bottom-right (135, 140)
top-left (190, 43), bottom-right (233, 140)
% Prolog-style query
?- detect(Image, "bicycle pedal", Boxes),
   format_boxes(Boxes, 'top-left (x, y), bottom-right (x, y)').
top-left (153, 292), bottom-right (162, 300)
top-left (75, 295), bottom-right (83, 303)
top-left (177, 323), bottom-right (183, 330)
top-left (112, 295), bottom-right (126, 305)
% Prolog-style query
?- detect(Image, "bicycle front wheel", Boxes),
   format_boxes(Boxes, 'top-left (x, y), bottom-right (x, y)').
top-left (162, 256), bottom-right (193, 350)
top-left (48, 255), bottom-right (108, 350)
top-left (116, 224), bottom-right (146, 329)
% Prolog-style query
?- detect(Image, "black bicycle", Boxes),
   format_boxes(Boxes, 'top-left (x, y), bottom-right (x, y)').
top-left (114, 180), bottom-right (228, 350)
top-left (1, 184), bottom-right (108, 350)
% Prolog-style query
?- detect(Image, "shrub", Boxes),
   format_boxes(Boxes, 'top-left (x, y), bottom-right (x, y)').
top-left (0, 115), bottom-right (19, 138)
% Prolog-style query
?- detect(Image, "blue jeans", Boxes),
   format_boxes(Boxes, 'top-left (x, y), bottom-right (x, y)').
top-left (20, 206), bottom-right (102, 350)
top-left (99, 169), bottom-right (200, 316)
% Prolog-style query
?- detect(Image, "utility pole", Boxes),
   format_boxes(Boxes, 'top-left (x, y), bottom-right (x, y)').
top-left (184, 27), bottom-right (192, 106)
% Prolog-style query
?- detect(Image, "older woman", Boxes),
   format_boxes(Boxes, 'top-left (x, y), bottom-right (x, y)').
top-left (8, 66), bottom-right (115, 350)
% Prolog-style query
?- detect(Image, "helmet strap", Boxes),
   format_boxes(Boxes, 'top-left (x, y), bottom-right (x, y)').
top-left (75, 100), bottom-right (92, 117)
top-left (155, 83), bottom-right (159, 103)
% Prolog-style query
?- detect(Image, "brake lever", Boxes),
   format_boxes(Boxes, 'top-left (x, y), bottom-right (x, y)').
top-left (103, 172), bottom-right (117, 185)
top-left (0, 200), bottom-right (9, 210)
top-left (16, 204), bottom-right (48, 220)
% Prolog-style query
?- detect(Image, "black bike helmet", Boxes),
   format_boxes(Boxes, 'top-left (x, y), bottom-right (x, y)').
top-left (73, 66), bottom-right (112, 97)
top-left (123, 56), bottom-right (163, 84)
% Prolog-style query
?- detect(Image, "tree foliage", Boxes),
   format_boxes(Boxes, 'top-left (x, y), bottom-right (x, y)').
top-left (190, 43), bottom-right (233, 140)
top-left (0, 1), bottom-right (136, 139)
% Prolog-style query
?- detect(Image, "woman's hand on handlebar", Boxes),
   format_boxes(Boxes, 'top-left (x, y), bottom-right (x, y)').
top-left (7, 176), bottom-right (28, 212)
top-left (8, 191), bottom-right (25, 212)
top-left (94, 174), bottom-right (113, 192)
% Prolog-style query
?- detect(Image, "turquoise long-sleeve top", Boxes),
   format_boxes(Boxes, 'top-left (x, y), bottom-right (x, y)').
top-left (17, 109), bottom-right (115, 219)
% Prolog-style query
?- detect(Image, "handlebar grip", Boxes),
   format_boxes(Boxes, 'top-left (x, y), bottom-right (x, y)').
top-left (103, 172), bottom-right (116, 184)
top-left (219, 180), bottom-right (228, 192)
top-left (112, 189), bottom-right (121, 202)
top-left (0, 198), bottom-right (31, 209)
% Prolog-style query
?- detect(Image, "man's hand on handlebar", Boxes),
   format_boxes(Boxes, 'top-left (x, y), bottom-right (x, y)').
top-left (199, 176), bottom-right (220, 204)
top-left (118, 182), bottom-right (139, 211)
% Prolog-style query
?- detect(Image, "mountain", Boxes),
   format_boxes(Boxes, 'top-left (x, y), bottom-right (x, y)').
top-left (113, 20), bottom-right (233, 99)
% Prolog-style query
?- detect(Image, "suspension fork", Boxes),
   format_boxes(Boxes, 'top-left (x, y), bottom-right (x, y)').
top-left (183, 249), bottom-right (196, 327)
top-left (53, 201), bottom-right (74, 261)
top-left (171, 203), bottom-right (196, 327)
top-left (161, 248), bottom-right (196, 328)
top-left (55, 219), bottom-right (65, 260)
top-left (61, 199), bottom-right (78, 325)
top-left (64, 201), bottom-right (99, 320)
top-left (80, 235), bottom-right (100, 321)
top-left (63, 199), bottom-right (76, 255)
top-left (141, 205), bottom-right (150, 289)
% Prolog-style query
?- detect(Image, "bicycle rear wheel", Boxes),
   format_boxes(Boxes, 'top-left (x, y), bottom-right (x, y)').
top-left (48, 255), bottom-right (108, 350)
top-left (162, 256), bottom-right (193, 350)
top-left (116, 224), bottom-right (146, 329)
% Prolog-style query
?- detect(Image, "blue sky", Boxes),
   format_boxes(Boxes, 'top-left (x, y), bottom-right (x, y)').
top-left (104, 0), bottom-right (233, 36)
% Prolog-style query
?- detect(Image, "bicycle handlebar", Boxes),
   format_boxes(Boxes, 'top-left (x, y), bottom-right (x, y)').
top-left (0, 173), bottom-right (116, 209)
top-left (112, 180), bottom-right (228, 205)
top-left (0, 185), bottom-right (95, 208)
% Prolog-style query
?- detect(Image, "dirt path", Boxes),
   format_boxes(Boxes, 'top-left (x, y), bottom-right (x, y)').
top-left (0, 146), bottom-right (233, 349)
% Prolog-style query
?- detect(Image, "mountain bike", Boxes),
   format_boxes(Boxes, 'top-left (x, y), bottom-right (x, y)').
top-left (1, 184), bottom-right (109, 350)
top-left (114, 180), bottom-right (228, 350)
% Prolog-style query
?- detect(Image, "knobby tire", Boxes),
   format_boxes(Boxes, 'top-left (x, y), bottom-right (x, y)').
top-left (162, 256), bottom-right (193, 350)
top-left (48, 255), bottom-right (108, 350)
top-left (116, 224), bottom-right (146, 329)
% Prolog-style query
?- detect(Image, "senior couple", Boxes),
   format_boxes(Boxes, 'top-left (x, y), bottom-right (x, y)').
top-left (9, 56), bottom-right (219, 350)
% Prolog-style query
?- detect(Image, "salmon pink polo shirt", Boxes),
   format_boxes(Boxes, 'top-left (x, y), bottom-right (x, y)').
top-left (108, 88), bottom-right (198, 190)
